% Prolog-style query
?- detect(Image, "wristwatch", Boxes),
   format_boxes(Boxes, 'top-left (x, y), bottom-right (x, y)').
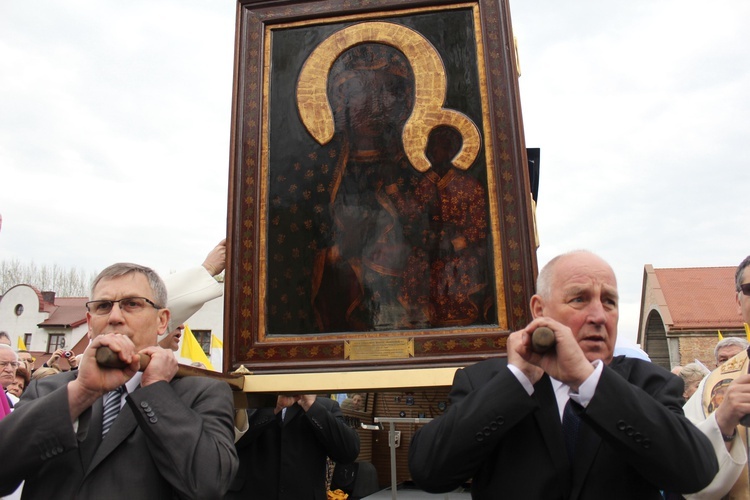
top-left (721, 428), bottom-right (737, 442)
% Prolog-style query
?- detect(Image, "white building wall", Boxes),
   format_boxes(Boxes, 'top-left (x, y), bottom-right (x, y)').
top-left (181, 295), bottom-right (224, 339)
top-left (0, 285), bottom-right (49, 350)
top-left (66, 324), bottom-right (91, 351)
top-left (0, 285), bottom-right (90, 353)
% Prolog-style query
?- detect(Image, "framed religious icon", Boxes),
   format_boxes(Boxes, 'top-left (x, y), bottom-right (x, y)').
top-left (225, 0), bottom-right (538, 373)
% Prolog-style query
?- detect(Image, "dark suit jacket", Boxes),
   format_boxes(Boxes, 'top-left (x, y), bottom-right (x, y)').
top-left (0, 370), bottom-right (238, 499)
top-left (408, 356), bottom-right (718, 499)
top-left (226, 397), bottom-right (360, 500)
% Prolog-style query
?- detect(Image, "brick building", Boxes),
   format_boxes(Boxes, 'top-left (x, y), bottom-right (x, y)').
top-left (637, 265), bottom-right (745, 372)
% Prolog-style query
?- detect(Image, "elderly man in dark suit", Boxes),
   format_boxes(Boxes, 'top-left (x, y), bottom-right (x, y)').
top-left (408, 250), bottom-right (718, 499)
top-left (0, 263), bottom-right (238, 499)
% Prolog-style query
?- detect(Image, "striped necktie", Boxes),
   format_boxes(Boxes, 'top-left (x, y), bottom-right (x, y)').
top-left (102, 385), bottom-right (126, 438)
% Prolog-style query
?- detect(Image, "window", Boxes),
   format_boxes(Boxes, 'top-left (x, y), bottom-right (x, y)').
top-left (24, 334), bottom-right (32, 348)
top-left (14, 304), bottom-right (23, 316)
top-left (48, 334), bottom-right (66, 353)
top-left (192, 330), bottom-right (212, 355)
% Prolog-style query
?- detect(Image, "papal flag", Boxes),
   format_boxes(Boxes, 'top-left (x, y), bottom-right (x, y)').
top-left (181, 324), bottom-right (214, 371)
top-left (18, 336), bottom-right (27, 350)
top-left (210, 334), bottom-right (223, 372)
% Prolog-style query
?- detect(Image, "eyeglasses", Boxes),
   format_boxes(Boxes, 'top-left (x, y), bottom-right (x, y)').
top-left (740, 283), bottom-right (750, 297)
top-left (86, 297), bottom-right (162, 316)
top-left (0, 361), bottom-right (20, 369)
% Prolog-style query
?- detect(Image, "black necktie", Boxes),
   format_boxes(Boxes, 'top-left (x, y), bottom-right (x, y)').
top-left (562, 399), bottom-right (582, 462)
top-left (102, 386), bottom-right (126, 438)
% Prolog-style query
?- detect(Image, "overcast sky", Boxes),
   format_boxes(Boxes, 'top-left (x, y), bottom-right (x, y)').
top-left (2, 1), bottom-right (749, 342)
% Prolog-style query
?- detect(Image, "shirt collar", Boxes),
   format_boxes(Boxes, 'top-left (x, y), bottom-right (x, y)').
top-left (125, 371), bottom-right (143, 394)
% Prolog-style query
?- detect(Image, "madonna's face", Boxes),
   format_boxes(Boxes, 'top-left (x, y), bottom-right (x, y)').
top-left (340, 69), bottom-right (411, 139)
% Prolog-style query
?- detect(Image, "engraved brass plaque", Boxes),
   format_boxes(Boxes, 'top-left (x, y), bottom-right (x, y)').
top-left (345, 338), bottom-right (415, 360)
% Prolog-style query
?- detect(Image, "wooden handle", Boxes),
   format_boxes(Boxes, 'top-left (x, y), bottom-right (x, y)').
top-left (95, 347), bottom-right (150, 370)
top-left (531, 327), bottom-right (556, 354)
top-left (95, 346), bottom-right (246, 391)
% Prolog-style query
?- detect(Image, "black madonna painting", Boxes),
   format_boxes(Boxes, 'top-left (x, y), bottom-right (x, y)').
top-left (226, 0), bottom-right (538, 373)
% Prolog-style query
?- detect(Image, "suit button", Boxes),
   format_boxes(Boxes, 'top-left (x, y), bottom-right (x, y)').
top-left (616, 420), bottom-right (627, 431)
top-left (633, 433), bottom-right (643, 443)
top-left (149, 417), bottom-right (158, 424)
top-left (495, 416), bottom-right (505, 425)
top-left (146, 411), bottom-right (155, 417)
top-left (642, 439), bottom-right (651, 449)
top-left (475, 432), bottom-right (485, 442)
top-left (140, 401), bottom-right (149, 408)
top-left (489, 422), bottom-right (498, 431)
top-left (625, 427), bottom-right (635, 437)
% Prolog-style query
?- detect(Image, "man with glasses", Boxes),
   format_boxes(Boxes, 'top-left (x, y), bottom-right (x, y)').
top-left (0, 346), bottom-right (18, 385)
top-left (0, 345), bottom-right (19, 411)
top-left (683, 255), bottom-right (750, 498)
top-left (0, 263), bottom-right (238, 499)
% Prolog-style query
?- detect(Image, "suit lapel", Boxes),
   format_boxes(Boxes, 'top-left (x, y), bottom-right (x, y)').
top-left (78, 398), bottom-right (103, 473)
top-left (533, 375), bottom-right (573, 494)
top-left (86, 397), bottom-right (138, 475)
top-left (282, 404), bottom-right (302, 426)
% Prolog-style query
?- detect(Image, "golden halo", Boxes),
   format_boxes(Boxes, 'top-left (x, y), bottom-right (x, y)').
top-left (296, 21), bottom-right (481, 172)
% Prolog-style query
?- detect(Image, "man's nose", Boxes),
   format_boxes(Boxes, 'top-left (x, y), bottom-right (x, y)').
top-left (586, 299), bottom-right (607, 324)
top-left (108, 302), bottom-right (126, 321)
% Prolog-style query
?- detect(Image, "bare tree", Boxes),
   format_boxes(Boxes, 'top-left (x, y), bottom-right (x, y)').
top-left (0, 259), bottom-right (97, 297)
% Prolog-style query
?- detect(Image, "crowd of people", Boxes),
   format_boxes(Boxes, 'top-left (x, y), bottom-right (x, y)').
top-left (1, 249), bottom-right (749, 499)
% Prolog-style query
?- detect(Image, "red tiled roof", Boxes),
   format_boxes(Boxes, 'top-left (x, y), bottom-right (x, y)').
top-left (38, 297), bottom-right (88, 328)
top-left (654, 267), bottom-right (741, 330)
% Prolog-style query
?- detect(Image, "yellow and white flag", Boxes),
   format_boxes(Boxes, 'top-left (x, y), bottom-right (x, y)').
top-left (210, 334), bottom-right (223, 372)
top-left (18, 336), bottom-right (27, 350)
top-left (181, 324), bottom-right (214, 371)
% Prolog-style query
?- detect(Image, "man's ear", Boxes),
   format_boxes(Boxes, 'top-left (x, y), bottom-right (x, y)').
top-left (86, 313), bottom-right (94, 340)
top-left (156, 309), bottom-right (171, 337)
top-left (530, 294), bottom-right (544, 319)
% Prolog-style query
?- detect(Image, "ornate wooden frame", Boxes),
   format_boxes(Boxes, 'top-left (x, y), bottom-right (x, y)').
top-left (225, 0), bottom-right (537, 373)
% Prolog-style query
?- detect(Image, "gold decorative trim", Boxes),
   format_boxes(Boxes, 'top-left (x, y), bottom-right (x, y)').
top-left (296, 21), bottom-right (481, 173)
